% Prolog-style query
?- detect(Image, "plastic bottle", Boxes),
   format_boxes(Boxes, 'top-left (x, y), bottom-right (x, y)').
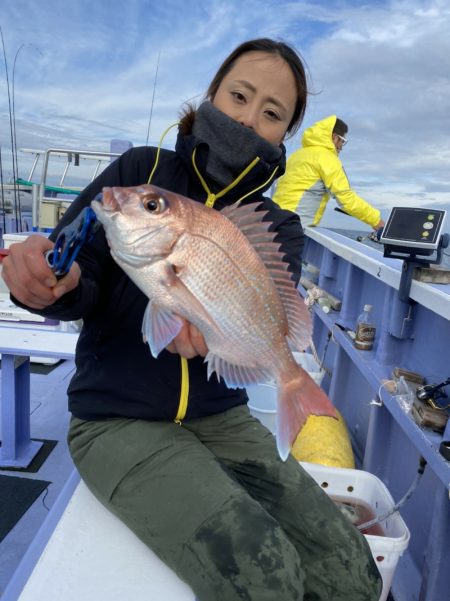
top-left (302, 262), bottom-right (319, 285)
top-left (317, 297), bottom-right (331, 313)
top-left (354, 304), bottom-right (376, 350)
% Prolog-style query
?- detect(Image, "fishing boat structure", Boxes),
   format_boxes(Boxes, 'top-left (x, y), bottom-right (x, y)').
top-left (0, 145), bottom-right (449, 600)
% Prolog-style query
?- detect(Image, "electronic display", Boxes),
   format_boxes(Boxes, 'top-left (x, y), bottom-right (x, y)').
top-left (380, 207), bottom-right (446, 250)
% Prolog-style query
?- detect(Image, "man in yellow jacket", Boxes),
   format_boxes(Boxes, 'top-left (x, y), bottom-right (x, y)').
top-left (273, 115), bottom-right (385, 230)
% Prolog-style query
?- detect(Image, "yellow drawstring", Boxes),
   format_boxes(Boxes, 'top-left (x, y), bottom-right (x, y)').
top-left (174, 356), bottom-right (189, 424)
top-left (231, 165), bottom-right (279, 207)
top-left (147, 122), bottom-right (180, 185)
top-left (191, 147), bottom-right (279, 208)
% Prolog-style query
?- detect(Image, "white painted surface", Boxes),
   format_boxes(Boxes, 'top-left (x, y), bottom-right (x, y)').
top-left (18, 480), bottom-right (195, 601)
top-left (0, 325), bottom-right (77, 359)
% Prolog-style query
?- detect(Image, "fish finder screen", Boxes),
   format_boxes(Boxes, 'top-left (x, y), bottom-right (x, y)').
top-left (381, 207), bottom-right (446, 248)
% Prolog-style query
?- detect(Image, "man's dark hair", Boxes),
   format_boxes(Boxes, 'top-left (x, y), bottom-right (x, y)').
top-left (333, 118), bottom-right (348, 137)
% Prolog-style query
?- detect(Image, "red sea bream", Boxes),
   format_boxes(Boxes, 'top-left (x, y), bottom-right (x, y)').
top-left (91, 185), bottom-right (337, 459)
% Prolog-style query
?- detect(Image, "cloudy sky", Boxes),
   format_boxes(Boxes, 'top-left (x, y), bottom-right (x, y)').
top-left (1, 0), bottom-right (449, 228)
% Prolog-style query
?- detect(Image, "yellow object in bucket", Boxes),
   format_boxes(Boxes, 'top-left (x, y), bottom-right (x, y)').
top-left (291, 410), bottom-right (355, 468)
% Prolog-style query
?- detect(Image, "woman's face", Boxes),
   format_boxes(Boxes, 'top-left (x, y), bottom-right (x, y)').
top-left (212, 51), bottom-right (297, 146)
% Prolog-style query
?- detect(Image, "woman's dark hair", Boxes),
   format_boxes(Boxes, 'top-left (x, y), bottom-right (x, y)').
top-left (179, 38), bottom-right (308, 138)
top-left (207, 38), bottom-right (308, 137)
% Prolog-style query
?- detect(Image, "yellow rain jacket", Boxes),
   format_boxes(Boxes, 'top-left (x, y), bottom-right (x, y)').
top-left (273, 115), bottom-right (381, 228)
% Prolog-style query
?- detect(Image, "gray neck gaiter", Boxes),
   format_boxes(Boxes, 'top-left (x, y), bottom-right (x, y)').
top-left (192, 101), bottom-right (282, 188)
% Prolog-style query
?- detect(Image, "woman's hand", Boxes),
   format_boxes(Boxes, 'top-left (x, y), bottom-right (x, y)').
top-left (166, 318), bottom-right (208, 358)
top-left (1, 235), bottom-right (81, 309)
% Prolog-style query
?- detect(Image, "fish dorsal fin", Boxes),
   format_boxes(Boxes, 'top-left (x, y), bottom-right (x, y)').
top-left (221, 202), bottom-right (312, 351)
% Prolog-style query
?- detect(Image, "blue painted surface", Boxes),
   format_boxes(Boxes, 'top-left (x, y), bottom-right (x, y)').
top-left (0, 355), bottom-right (43, 468)
top-left (0, 358), bottom-right (76, 594)
top-left (2, 470), bottom-right (80, 601)
top-left (1, 222), bottom-right (449, 599)
top-left (0, 328), bottom-right (77, 468)
top-left (303, 228), bottom-right (450, 601)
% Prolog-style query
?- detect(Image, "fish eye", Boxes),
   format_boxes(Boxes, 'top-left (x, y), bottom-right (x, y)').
top-left (142, 194), bottom-right (167, 214)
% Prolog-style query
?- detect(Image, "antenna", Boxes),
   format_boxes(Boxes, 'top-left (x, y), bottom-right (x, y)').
top-left (145, 51), bottom-right (160, 147)
top-left (0, 145), bottom-right (6, 235)
top-left (0, 27), bottom-right (23, 232)
top-left (12, 43), bottom-right (25, 225)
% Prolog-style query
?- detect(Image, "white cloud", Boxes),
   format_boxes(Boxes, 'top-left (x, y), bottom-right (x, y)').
top-left (1, 0), bottom-right (449, 218)
top-left (293, 0), bottom-right (450, 211)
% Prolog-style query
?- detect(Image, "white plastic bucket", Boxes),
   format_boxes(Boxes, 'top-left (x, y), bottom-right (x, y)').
top-left (291, 352), bottom-right (324, 386)
top-left (247, 353), bottom-right (324, 434)
top-left (301, 462), bottom-right (410, 601)
top-left (247, 383), bottom-right (277, 433)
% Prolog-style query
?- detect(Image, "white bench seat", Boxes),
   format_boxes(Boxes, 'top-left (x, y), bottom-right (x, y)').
top-left (4, 470), bottom-right (195, 601)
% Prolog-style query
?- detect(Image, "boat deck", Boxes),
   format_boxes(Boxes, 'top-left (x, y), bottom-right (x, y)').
top-left (0, 358), bottom-right (75, 594)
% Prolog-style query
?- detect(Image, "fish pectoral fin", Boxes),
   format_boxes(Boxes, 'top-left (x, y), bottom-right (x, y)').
top-left (276, 371), bottom-right (338, 461)
top-left (205, 352), bottom-right (269, 388)
top-left (142, 299), bottom-right (183, 358)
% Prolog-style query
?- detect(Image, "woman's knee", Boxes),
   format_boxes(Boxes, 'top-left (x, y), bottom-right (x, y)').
top-left (302, 536), bottom-right (382, 601)
top-left (177, 493), bottom-right (305, 601)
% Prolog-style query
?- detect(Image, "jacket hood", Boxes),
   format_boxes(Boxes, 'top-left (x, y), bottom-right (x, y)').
top-left (301, 115), bottom-right (337, 153)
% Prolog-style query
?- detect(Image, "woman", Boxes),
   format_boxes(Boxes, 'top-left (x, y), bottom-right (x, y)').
top-left (2, 39), bottom-right (381, 601)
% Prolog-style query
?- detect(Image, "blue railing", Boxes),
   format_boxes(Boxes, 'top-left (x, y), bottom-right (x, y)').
top-left (302, 226), bottom-right (450, 601)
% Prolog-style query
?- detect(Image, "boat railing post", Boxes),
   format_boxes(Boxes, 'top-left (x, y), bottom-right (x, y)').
top-left (27, 151), bottom-right (41, 182)
top-left (31, 183), bottom-right (40, 231)
top-left (38, 150), bottom-right (51, 228)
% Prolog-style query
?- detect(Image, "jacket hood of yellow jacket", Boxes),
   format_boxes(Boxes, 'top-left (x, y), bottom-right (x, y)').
top-left (301, 115), bottom-right (338, 153)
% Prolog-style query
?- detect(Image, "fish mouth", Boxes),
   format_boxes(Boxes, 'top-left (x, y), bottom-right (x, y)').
top-left (91, 188), bottom-right (167, 244)
top-left (92, 186), bottom-right (138, 216)
top-left (91, 185), bottom-right (176, 267)
top-left (101, 187), bottom-right (125, 212)
top-left (91, 197), bottom-right (117, 221)
top-left (91, 203), bottom-right (170, 267)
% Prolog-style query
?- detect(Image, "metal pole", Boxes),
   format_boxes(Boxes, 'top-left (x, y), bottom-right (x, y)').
top-left (31, 183), bottom-right (40, 230)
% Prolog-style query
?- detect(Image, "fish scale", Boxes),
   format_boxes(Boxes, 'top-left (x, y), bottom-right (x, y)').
top-left (176, 234), bottom-right (285, 362)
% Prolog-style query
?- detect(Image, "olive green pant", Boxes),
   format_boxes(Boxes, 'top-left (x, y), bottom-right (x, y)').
top-left (68, 406), bottom-right (381, 601)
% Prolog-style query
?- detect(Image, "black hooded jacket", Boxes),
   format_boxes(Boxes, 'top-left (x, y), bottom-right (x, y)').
top-left (21, 130), bottom-right (305, 421)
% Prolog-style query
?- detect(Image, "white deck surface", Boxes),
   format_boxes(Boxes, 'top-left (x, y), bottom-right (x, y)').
top-left (17, 479), bottom-right (195, 601)
top-left (0, 326), bottom-right (78, 359)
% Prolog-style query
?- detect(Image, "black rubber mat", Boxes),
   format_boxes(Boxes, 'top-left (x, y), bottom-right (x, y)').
top-left (0, 474), bottom-right (50, 542)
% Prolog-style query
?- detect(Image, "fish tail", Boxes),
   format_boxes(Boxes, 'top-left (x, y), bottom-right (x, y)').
top-left (276, 370), bottom-right (338, 461)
